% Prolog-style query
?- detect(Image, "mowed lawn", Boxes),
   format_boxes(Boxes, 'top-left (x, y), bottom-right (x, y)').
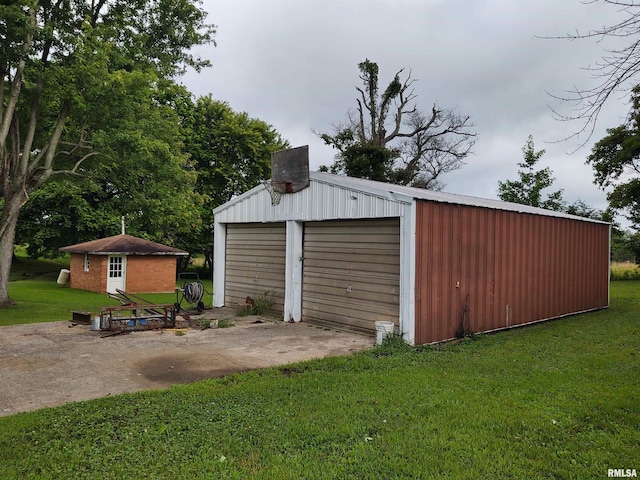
top-left (1, 255), bottom-right (212, 326)
top-left (0, 282), bottom-right (638, 479)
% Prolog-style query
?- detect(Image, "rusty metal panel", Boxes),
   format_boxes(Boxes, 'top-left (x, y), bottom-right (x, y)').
top-left (415, 201), bottom-right (610, 345)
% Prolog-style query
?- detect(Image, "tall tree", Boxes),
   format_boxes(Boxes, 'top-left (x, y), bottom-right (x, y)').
top-left (181, 95), bottom-right (289, 268)
top-left (0, 0), bottom-right (215, 306)
top-left (588, 84), bottom-right (640, 229)
top-left (319, 59), bottom-right (475, 190)
top-left (549, 0), bottom-right (640, 144)
top-left (498, 135), bottom-right (565, 211)
top-left (15, 78), bottom-right (204, 258)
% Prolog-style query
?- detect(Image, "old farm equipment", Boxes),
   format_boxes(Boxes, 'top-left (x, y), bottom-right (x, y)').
top-left (100, 290), bottom-right (176, 333)
top-left (174, 272), bottom-right (207, 313)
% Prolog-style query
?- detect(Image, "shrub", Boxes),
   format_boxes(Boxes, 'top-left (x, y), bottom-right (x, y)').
top-left (217, 318), bottom-right (234, 328)
top-left (610, 262), bottom-right (640, 280)
top-left (237, 291), bottom-right (275, 316)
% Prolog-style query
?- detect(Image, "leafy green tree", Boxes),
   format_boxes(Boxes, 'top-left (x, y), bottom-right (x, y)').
top-left (587, 85), bottom-right (640, 230)
top-left (626, 232), bottom-right (640, 264)
top-left (184, 96), bottom-right (289, 209)
top-left (498, 135), bottom-right (565, 211)
top-left (16, 78), bottom-right (204, 258)
top-left (0, 0), bottom-right (215, 306)
top-left (610, 229), bottom-right (640, 263)
top-left (564, 199), bottom-right (603, 219)
top-left (319, 59), bottom-right (475, 190)
top-left (181, 95), bottom-right (289, 268)
top-left (15, 178), bottom-right (112, 259)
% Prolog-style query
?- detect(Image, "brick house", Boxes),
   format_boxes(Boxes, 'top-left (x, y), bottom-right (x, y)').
top-left (59, 234), bottom-right (188, 294)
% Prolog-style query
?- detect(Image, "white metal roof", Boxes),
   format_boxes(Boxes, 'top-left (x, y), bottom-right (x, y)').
top-left (213, 171), bottom-right (608, 225)
top-left (310, 172), bottom-right (608, 224)
top-left (212, 173), bottom-right (408, 223)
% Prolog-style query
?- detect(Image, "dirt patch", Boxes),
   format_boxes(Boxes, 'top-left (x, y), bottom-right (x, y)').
top-left (0, 312), bottom-right (373, 417)
top-left (134, 353), bottom-right (250, 384)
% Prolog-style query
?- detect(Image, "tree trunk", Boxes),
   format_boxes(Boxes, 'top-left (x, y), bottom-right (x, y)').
top-left (0, 190), bottom-right (26, 307)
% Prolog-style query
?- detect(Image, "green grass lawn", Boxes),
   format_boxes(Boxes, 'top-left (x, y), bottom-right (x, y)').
top-left (0, 281), bottom-right (638, 478)
top-left (8, 253), bottom-right (69, 282)
top-left (1, 254), bottom-right (212, 325)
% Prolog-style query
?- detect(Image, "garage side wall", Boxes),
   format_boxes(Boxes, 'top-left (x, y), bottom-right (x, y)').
top-left (415, 201), bottom-right (610, 344)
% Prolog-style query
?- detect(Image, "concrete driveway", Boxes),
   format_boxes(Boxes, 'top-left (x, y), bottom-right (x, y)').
top-left (0, 314), bottom-right (374, 417)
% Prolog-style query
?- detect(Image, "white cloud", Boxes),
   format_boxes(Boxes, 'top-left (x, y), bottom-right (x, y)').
top-left (182, 0), bottom-right (634, 221)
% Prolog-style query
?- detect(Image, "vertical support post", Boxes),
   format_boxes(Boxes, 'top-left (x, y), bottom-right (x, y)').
top-left (284, 220), bottom-right (303, 322)
top-left (399, 202), bottom-right (416, 345)
top-left (608, 223), bottom-right (611, 306)
top-left (213, 221), bottom-right (226, 307)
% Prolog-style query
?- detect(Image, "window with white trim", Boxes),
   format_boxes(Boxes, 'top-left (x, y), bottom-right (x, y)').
top-left (83, 254), bottom-right (90, 272)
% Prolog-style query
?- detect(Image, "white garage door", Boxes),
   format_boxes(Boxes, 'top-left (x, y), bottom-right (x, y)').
top-left (225, 223), bottom-right (286, 313)
top-left (302, 218), bottom-right (400, 334)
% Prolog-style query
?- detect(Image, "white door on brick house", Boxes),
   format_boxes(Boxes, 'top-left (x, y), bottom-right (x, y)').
top-left (106, 255), bottom-right (126, 293)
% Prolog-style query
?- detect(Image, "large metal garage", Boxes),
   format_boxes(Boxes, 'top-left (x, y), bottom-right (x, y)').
top-left (212, 148), bottom-right (610, 345)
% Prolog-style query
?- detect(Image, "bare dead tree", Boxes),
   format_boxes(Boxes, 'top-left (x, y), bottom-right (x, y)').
top-left (320, 59), bottom-right (476, 189)
top-left (546, 0), bottom-right (640, 147)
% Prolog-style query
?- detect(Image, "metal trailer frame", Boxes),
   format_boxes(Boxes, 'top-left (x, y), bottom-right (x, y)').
top-left (99, 303), bottom-right (176, 332)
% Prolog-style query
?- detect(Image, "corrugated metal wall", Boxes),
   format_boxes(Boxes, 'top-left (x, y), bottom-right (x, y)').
top-left (302, 219), bottom-right (400, 334)
top-left (225, 223), bottom-right (286, 313)
top-left (213, 178), bottom-right (408, 224)
top-left (415, 201), bottom-right (610, 344)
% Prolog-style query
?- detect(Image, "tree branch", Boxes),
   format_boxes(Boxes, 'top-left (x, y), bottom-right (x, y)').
top-left (52, 150), bottom-right (101, 175)
top-left (355, 98), bottom-right (366, 143)
top-left (90, 0), bottom-right (108, 27)
top-left (28, 101), bottom-right (71, 184)
top-left (545, 0), bottom-right (640, 147)
top-left (0, 6), bottom-right (35, 153)
top-left (384, 76), bottom-right (418, 143)
top-left (20, 79), bottom-right (44, 177)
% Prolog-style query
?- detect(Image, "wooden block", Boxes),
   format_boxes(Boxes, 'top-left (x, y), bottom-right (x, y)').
top-left (71, 311), bottom-right (92, 324)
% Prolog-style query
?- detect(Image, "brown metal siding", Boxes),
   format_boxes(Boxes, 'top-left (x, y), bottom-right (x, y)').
top-left (415, 201), bottom-right (610, 344)
top-left (224, 223), bottom-right (286, 313)
top-left (302, 219), bottom-right (400, 335)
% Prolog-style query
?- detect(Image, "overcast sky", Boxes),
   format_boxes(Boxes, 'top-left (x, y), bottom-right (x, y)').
top-left (182, 0), bottom-right (633, 221)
